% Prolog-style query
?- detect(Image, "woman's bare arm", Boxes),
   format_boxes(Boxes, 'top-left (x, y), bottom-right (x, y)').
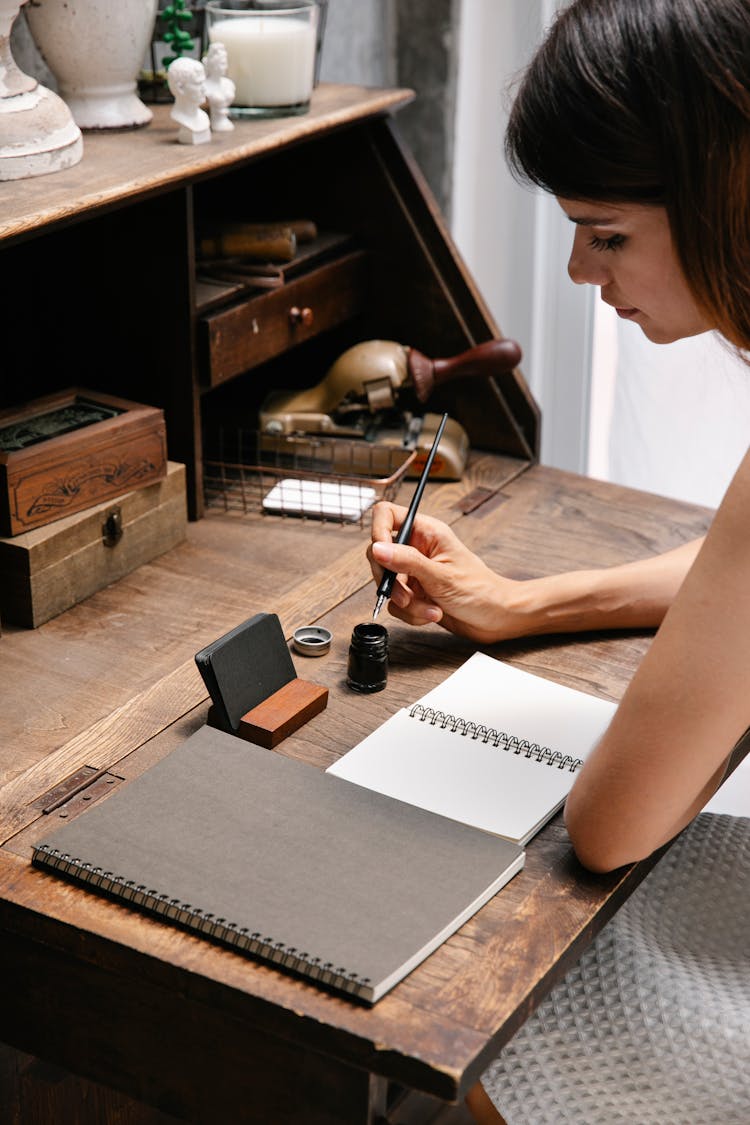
top-left (369, 503), bottom-right (703, 642)
top-left (565, 448), bottom-right (750, 871)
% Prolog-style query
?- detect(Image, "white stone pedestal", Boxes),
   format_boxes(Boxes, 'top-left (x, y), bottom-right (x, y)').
top-left (0, 0), bottom-right (82, 181)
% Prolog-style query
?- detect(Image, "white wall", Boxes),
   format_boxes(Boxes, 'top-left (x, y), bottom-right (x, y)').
top-left (605, 325), bottom-right (750, 508)
top-left (452, 2), bottom-right (541, 370)
top-left (452, 0), bottom-right (750, 509)
top-left (452, 0), bottom-right (593, 473)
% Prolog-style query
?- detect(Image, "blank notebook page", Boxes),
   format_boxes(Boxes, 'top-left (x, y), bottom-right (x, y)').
top-left (327, 652), bottom-right (617, 845)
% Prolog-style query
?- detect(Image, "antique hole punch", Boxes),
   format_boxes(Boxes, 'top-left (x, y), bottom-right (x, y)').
top-left (258, 336), bottom-right (522, 482)
top-left (203, 336), bottom-right (523, 523)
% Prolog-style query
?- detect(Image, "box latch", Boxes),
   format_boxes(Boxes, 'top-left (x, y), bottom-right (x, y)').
top-left (102, 507), bottom-right (123, 548)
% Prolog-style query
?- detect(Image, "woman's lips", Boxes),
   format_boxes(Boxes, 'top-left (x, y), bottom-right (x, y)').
top-left (615, 306), bottom-right (639, 320)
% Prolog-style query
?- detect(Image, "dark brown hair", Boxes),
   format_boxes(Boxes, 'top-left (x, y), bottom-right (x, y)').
top-left (505, 0), bottom-right (750, 349)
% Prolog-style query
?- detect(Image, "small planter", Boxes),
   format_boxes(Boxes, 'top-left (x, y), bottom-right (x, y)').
top-left (139, 3), bottom-right (206, 104)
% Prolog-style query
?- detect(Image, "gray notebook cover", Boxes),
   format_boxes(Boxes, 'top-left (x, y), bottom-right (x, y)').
top-left (32, 726), bottom-right (524, 1003)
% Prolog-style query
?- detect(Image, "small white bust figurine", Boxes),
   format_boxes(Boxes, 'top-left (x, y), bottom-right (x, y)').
top-left (203, 42), bottom-right (235, 133)
top-left (167, 57), bottom-right (211, 145)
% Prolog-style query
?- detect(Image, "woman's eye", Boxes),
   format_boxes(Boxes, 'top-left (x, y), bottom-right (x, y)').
top-left (589, 233), bottom-right (626, 252)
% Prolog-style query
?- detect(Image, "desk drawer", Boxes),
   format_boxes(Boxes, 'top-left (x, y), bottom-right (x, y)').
top-left (199, 250), bottom-right (368, 388)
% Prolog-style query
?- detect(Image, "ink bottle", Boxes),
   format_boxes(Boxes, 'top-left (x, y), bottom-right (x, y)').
top-left (346, 622), bottom-right (388, 693)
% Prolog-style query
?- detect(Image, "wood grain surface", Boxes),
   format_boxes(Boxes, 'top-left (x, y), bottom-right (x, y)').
top-left (0, 87), bottom-right (414, 244)
top-left (0, 454), bottom-right (714, 1120)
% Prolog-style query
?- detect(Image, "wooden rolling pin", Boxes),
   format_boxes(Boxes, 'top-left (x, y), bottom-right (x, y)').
top-left (199, 219), bottom-right (318, 262)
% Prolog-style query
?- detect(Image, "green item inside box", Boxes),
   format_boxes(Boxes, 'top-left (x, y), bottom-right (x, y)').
top-left (0, 398), bottom-right (124, 453)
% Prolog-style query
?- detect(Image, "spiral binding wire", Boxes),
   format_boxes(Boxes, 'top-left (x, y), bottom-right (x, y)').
top-left (31, 844), bottom-right (373, 1000)
top-left (408, 704), bottom-right (583, 772)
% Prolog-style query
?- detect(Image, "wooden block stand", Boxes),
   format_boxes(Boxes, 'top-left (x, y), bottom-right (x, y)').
top-left (208, 678), bottom-right (328, 748)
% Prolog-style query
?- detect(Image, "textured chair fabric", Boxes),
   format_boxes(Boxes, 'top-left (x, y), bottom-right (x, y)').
top-left (482, 813), bottom-right (750, 1125)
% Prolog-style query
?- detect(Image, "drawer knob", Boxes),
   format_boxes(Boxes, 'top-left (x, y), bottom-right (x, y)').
top-left (289, 305), bottom-right (313, 328)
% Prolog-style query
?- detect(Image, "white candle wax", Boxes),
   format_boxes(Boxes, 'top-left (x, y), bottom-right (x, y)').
top-left (208, 16), bottom-right (316, 108)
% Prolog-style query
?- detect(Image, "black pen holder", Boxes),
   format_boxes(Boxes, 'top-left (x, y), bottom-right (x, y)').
top-left (347, 622), bottom-right (388, 693)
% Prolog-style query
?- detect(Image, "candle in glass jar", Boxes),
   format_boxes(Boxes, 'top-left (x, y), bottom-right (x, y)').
top-left (208, 16), bottom-right (316, 108)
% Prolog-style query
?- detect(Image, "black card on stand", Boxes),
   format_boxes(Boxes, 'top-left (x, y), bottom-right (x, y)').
top-left (194, 612), bottom-right (295, 731)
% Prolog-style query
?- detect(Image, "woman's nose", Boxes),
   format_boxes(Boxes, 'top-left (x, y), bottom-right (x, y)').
top-left (568, 234), bottom-right (609, 286)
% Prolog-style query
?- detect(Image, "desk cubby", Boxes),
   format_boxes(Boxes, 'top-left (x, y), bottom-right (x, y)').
top-left (0, 85), bottom-right (538, 521)
top-left (198, 247), bottom-right (369, 385)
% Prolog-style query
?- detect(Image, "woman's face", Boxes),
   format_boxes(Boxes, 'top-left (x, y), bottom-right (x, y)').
top-left (558, 199), bottom-right (714, 344)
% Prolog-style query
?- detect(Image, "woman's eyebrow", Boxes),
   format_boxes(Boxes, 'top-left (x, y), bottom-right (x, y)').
top-left (567, 214), bottom-right (618, 226)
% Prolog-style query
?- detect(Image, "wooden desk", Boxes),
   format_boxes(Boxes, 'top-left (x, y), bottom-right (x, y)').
top-left (0, 454), bottom-right (713, 1124)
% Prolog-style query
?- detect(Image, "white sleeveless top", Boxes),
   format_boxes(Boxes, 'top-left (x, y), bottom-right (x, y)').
top-left (482, 813), bottom-right (750, 1124)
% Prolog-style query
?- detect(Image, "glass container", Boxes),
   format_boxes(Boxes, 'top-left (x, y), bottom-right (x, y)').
top-left (205, 0), bottom-right (318, 118)
top-left (347, 622), bottom-right (388, 694)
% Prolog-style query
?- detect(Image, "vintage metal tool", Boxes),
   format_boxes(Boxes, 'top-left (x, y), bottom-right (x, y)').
top-left (258, 337), bottom-right (522, 480)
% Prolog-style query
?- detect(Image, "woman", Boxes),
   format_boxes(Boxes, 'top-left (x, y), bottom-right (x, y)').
top-left (368, 1), bottom-right (750, 1121)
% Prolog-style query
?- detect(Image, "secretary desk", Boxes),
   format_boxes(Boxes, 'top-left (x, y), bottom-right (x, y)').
top-left (0, 85), bottom-right (716, 1123)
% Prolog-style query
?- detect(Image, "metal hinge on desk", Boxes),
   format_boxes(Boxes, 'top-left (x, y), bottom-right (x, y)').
top-left (34, 766), bottom-right (124, 819)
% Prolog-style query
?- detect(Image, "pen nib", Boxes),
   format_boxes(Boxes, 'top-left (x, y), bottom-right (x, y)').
top-left (373, 594), bottom-right (385, 621)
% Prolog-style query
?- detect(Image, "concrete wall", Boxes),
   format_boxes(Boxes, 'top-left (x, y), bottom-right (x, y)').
top-left (393, 0), bottom-right (460, 218)
top-left (318, 0), bottom-right (396, 88)
top-left (319, 0), bottom-right (460, 217)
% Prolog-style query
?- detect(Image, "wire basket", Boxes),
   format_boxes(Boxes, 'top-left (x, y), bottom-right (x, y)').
top-left (203, 431), bottom-right (416, 526)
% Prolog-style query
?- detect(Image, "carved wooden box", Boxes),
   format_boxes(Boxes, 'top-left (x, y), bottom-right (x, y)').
top-left (0, 388), bottom-right (167, 537)
top-left (0, 461), bottom-right (187, 628)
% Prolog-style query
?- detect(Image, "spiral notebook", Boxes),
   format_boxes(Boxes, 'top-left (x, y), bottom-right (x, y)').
top-left (327, 652), bottom-right (618, 845)
top-left (31, 725), bottom-right (524, 1004)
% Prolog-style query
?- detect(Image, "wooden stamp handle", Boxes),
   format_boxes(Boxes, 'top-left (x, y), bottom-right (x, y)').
top-left (408, 338), bottom-right (523, 403)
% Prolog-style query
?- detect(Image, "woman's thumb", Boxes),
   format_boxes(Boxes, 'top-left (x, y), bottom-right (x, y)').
top-left (372, 540), bottom-right (432, 581)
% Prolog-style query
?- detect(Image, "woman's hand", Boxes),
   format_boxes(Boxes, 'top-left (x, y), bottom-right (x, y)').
top-left (367, 502), bottom-right (526, 643)
top-left (368, 501), bottom-right (705, 646)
